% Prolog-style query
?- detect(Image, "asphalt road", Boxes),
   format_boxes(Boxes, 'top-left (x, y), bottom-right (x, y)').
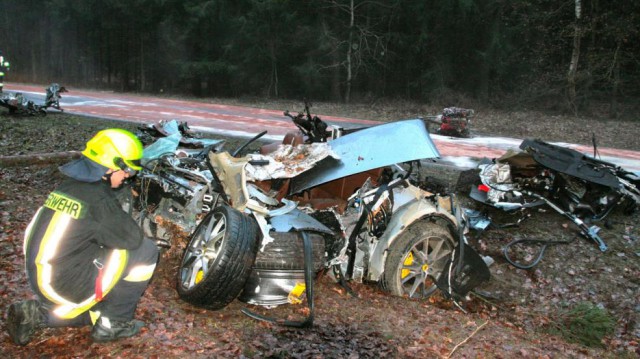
top-left (5, 82), bottom-right (640, 172)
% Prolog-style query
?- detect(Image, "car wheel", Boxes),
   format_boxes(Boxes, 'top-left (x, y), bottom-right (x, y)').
top-left (177, 205), bottom-right (259, 310)
top-left (381, 221), bottom-right (455, 299)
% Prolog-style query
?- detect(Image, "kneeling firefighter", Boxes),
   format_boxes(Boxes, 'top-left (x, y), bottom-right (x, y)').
top-left (6, 129), bottom-right (159, 345)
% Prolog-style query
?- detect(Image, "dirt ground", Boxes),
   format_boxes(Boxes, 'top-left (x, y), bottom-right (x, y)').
top-left (0, 105), bottom-right (638, 358)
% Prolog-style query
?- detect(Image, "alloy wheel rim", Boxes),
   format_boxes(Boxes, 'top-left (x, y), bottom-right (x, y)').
top-left (399, 235), bottom-right (452, 298)
top-left (180, 213), bottom-right (227, 290)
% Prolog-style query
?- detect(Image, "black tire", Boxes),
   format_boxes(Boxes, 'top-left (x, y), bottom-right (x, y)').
top-left (253, 232), bottom-right (325, 272)
top-left (177, 205), bottom-right (259, 310)
top-left (381, 221), bottom-right (455, 299)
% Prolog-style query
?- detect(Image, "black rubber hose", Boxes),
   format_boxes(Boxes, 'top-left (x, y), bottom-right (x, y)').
top-left (231, 130), bottom-right (268, 157)
top-left (502, 236), bottom-right (574, 269)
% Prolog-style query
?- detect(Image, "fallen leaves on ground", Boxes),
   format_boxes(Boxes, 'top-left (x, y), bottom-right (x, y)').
top-left (0, 113), bottom-right (638, 357)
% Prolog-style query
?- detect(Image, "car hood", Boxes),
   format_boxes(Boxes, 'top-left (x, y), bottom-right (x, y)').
top-left (289, 119), bottom-right (440, 194)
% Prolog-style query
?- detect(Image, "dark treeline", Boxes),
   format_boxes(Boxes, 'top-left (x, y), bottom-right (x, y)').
top-left (0, 0), bottom-right (638, 116)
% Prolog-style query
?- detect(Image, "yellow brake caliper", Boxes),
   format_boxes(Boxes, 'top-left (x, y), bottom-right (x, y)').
top-left (195, 270), bottom-right (204, 284)
top-left (402, 252), bottom-right (429, 279)
top-left (401, 252), bottom-right (414, 278)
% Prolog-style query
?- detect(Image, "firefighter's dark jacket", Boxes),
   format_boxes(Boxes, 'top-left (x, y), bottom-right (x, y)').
top-left (25, 177), bottom-right (142, 303)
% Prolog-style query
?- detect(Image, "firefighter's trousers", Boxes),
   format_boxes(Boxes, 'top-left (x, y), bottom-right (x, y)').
top-left (42, 238), bottom-right (159, 327)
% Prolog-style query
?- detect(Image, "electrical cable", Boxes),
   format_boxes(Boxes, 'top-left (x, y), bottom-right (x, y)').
top-left (502, 235), bottom-right (575, 269)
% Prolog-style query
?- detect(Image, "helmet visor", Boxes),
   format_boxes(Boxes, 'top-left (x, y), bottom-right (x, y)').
top-left (114, 157), bottom-right (141, 176)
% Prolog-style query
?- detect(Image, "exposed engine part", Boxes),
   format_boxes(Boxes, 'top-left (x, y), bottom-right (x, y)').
top-left (470, 138), bottom-right (639, 258)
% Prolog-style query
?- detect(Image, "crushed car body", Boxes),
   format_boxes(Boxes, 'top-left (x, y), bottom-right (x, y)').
top-left (470, 138), bottom-right (640, 252)
top-left (0, 83), bottom-right (68, 116)
top-left (130, 109), bottom-right (490, 326)
top-left (0, 92), bottom-right (46, 116)
top-left (288, 119), bottom-right (440, 193)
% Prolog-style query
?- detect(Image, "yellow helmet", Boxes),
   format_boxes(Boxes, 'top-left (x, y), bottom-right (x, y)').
top-left (82, 129), bottom-right (143, 172)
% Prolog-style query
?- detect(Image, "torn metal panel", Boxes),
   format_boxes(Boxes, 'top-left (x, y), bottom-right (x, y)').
top-left (142, 132), bottom-right (183, 161)
top-left (464, 209), bottom-right (491, 231)
top-left (520, 138), bottom-right (620, 188)
top-left (253, 213), bottom-right (275, 251)
top-left (245, 143), bottom-right (340, 181)
top-left (269, 209), bottom-right (334, 235)
top-left (208, 151), bottom-right (250, 211)
top-left (523, 190), bottom-right (608, 251)
top-left (247, 184), bottom-right (280, 206)
top-left (141, 119), bottom-right (224, 148)
top-left (478, 162), bottom-right (515, 203)
top-left (290, 119), bottom-right (440, 194)
top-left (436, 243), bottom-right (491, 298)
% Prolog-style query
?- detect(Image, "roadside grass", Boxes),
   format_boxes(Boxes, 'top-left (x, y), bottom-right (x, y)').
top-left (547, 301), bottom-right (616, 348)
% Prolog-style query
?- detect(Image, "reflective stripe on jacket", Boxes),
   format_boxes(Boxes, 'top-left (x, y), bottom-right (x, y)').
top-left (23, 179), bottom-right (142, 319)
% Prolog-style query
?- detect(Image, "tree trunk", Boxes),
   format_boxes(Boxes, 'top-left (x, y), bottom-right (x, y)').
top-left (567, 0), bottom-right (582, 115)
top-left (107, 33), bottom-right (112, 87)
top-left (269, 40), bottom-right (278, 98)
top-left (322, 16), bottom-right (342, 101)
top-left (0, 151), bottom-right (80, 168)
top-left (30, 43), bottom-right (37, 83)
top-left (272, 59), bottom-right (279, 98)
top-left (345, 0), bottom-right (354, 104)
top-left (609, 41), bottom-right (621, 119)
top-left (140, 37), bottom-right (146, 92)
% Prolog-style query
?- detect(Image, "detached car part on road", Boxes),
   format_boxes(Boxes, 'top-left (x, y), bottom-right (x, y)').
top-left (43, 83), bottom-right (68, 112)
top-left (423, 107), bottom-right (474, 138)
top-left (470, 138), bottom-right (640, 264)
top-left (0, 92), bottom-right (46, 116)
top-left (132, 115), bottom-right (490, 326)
top-left (0, 83), bottom-right (68, 116)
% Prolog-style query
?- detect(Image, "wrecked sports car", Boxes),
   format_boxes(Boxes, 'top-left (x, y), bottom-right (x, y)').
top-left (0, 84), bottom-right (68, 115)
top-left (131, 115), bottom-right (489, 325)
top-left (470, 138), bottom-right (640, 254)
top-left (0, 92), bottom-right (47, 116)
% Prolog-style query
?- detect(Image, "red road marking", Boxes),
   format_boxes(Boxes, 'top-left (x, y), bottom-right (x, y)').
top-left (5, 82), bottom-right (640, 171)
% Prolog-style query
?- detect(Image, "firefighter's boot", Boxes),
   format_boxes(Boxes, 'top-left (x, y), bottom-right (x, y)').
top-left (6, 299), bottom-right (45, 346)
top-left (90, 317), bottom-right (145, 342)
